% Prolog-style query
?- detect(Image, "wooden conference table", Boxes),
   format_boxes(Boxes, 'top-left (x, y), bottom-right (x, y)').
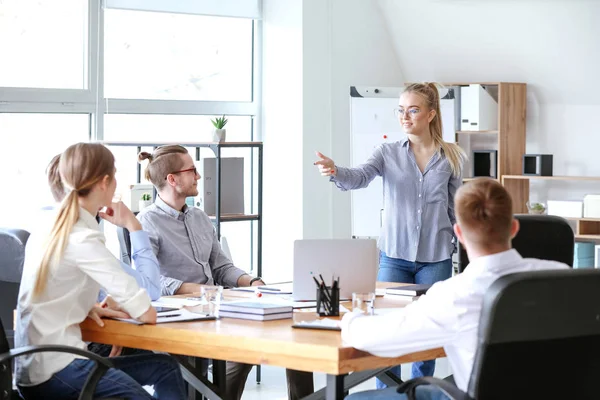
top-left (81, 282), bottom-right (445, 400)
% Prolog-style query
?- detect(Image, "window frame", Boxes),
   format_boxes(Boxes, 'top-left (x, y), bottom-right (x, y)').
top-left (0, 0), bottom-right (262, 141)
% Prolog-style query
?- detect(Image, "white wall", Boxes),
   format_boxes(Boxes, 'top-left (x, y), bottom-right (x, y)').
top-left (261, 0), bottom-right (403, 281)
top-left (328, 0), bottom-right (404, 238)
top-left (261, 0), bottom-right (303, 283)
top-left (377, 0), bottom-right (600, 204)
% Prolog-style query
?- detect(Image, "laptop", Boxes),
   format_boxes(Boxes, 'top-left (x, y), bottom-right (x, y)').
top-left (292, 239), bottom-right (378, 301)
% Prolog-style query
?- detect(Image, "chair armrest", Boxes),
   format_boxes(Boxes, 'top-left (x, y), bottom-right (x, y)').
top-left (397, 377), bottom-right (471, 400)
top-left (1, 345), bottom-right (114, 400)
top-left (0, 345), bottom-right (114, 367)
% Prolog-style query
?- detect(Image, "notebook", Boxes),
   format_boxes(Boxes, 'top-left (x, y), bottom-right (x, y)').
top-left (220, 301), bottom-right (293, 315)
top-left (385, 284), bottom-right (433, 296)
top-left (219, 311), bottom-right (293, 321)
top-left (292, 318), bottom-right (341, 331)
top-left (111, 308), bottom-right (216, 325)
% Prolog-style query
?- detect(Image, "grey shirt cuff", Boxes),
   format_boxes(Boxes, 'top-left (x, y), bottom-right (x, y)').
top-left (161, 276), bottom-right (184, 296)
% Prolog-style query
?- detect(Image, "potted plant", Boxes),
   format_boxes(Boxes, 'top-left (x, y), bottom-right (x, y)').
top-left (139, 193), bottom-right (152, 211)
top-left (211, 115), bottom-right (228, 142)
top-left (526, 201), bottom-right (546, 215)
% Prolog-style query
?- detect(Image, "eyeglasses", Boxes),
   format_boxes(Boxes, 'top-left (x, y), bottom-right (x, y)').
top-left (393, 108), bottom-right (421, 119)
top-left (166, 167), bottom-right (198, 180)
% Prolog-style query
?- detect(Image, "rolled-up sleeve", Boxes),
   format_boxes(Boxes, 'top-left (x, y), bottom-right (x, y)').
top-left (160, 275), bottom-right (184, 296)
top-left (209, 228), bottom-right (246, 287)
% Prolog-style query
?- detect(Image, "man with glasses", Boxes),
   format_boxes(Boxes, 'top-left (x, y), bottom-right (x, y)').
top-left (136, 145), bottom-right (314, 400)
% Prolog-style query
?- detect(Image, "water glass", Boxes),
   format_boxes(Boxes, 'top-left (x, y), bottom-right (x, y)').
top-left (200, 286), bottom-right (223, 317)
top-left (352, 292), bottom-right (375, 315)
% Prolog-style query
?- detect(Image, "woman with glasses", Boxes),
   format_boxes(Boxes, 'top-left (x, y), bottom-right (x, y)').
top-left (314, 83), bottom-right (465, 385)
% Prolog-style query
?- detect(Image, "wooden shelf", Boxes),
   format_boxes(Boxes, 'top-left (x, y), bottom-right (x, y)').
top-left (456, 130), bottom-right (499, 135)
top-left (463, 177), bottom-right (499, 182)
top-left (209, 214), bottom-right (260, 222)
top-left (564, 217), bottom-right (600, 223)
top-left (575, 234), bottom-right (600, 241)
top-left (502, 175), bottom-right (600, 181)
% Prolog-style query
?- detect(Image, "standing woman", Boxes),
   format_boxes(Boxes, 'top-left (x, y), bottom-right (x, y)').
top-left (315, 83), bottom-right (465, 385)
top-left (15, 143), bottom-right (186, 400)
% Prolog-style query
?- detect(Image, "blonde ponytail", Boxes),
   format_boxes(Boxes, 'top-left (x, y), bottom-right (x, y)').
top-left (33, 190), bottom-right (80, 296)
top-left (403, 82), bottom-right (466, 177)
top-left (33, 143), bottom-right (116, 298)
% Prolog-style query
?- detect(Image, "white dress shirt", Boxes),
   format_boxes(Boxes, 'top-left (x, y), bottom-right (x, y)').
top-left (15, 208), bottom-right (151, 386)
top-left (341, 249), bottom-right (568, 392)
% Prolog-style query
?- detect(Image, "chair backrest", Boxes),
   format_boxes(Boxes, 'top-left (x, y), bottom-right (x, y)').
top-left (0, 317), bottom-right (14, 397)
top-left (0, 228), bottom-right (30, 349)
top-left (116, 226), bottom-right (132, 266)
top-left (468, 269), bottom-right (600, 399)
top-left (458, 214), bottom-right (574, 273)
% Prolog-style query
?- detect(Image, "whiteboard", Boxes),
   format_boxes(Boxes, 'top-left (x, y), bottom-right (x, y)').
top-left (349, 86), bottom-right (456, 238)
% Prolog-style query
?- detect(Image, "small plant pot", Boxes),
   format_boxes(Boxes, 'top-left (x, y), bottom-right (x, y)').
top-left (526, 202), bottom-right (546, 215)
top-left (213, 129), bottom-right (227, 142)
top-left (139, 200), bottom-right (152, 210)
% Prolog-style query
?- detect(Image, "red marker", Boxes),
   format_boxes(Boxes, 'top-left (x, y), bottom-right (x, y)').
top-left (383, 135), bottom-right (388, 139)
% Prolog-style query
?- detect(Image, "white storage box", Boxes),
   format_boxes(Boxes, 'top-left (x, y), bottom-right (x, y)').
top-left (583, 195), bottom-right (600, 218)
top-left (460, 84), bottom-right (498, 131)
top-left (547, 200), bottom-right (583, 218)
top-left (595, 245), bottom-right (600, 268)
top-left (193, 157), bottom-right (244, 216)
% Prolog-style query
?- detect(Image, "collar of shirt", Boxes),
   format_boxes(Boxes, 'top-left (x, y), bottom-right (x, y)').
top-left (79, 207), bottom-right (101, 231)
top-left (401, 137), bottom-right (442, 172)
top-left (464, 248), bottom-right (523, 273)
top-left (154, 195), bottom-right (190, 221)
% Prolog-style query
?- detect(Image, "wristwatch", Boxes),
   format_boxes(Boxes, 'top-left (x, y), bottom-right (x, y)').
top-left (249, 276), bottom-right (263, 285)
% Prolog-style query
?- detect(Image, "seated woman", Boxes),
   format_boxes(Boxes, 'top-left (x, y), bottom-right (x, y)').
top-left (15, 142), bottom-right (186, 400)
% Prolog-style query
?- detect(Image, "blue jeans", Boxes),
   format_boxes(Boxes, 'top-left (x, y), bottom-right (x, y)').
top-left (375, 253), bottom-right (452, 389)
top-left (346, 385), bottom-right (449, 400)
top-left (18, 353), bottom-right (186, 400)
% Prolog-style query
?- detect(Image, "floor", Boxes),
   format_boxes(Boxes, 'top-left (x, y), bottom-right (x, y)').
top-left (240, 358), bottom-right (452, 399)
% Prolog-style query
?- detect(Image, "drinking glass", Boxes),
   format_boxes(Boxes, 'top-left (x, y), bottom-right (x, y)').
top-left (352, 292), bottom-right (375, 315)
top-left (200, 286), bottom-right (223, 317)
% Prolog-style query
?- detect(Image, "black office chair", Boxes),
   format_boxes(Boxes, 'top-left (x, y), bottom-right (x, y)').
top-left (458, 214), bottom-right (574, 272)
top-left (0, 318), bottom-right (120, 400)
top-left (398, 268), bottom-right (600, 399)
top-left (116, 226), bottom-right (133, 266)
top-left (0, 228), bottom-right (30, 348)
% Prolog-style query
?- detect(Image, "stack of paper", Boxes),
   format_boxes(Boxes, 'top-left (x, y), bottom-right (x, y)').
top-left (219, 301), bottom-right (293, 321)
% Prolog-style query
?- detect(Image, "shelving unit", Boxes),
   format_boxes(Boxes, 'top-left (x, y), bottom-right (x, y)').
top-left (103, 140), bottom-right (264, 276)
top-left (503, 175), bottom-right (600, 241)
top-left (502, 175), bottom-right (600, 215)
top-left (449, 83), bottom-right (527, 197)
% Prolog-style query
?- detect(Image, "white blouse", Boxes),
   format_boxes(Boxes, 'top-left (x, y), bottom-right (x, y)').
top-left (15, 208), bottom-right (151, 386)
top-left (341, 249), bottom-right (568, 391)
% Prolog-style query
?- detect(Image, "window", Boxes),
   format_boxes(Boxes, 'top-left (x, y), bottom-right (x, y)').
top-left (0, 0), bottom-right (88, 89)
top-left (0, 113), bottom-right (90, 230)
top-left (0, 1), bottom-right (260, 269)
top-left (104, 9), bottom-right (253, 101)
top-left (104, 114), bottom-right (253, 142)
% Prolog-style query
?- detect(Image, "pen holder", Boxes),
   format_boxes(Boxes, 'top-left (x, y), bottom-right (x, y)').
top-left (316, 285), bottom-right (340, 317)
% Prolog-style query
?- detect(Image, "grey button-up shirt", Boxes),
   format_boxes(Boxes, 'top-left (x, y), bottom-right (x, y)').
top-left (137, 196), bottom-right (247, 296)
top-left (332, 138), bottom-right (462, 263)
